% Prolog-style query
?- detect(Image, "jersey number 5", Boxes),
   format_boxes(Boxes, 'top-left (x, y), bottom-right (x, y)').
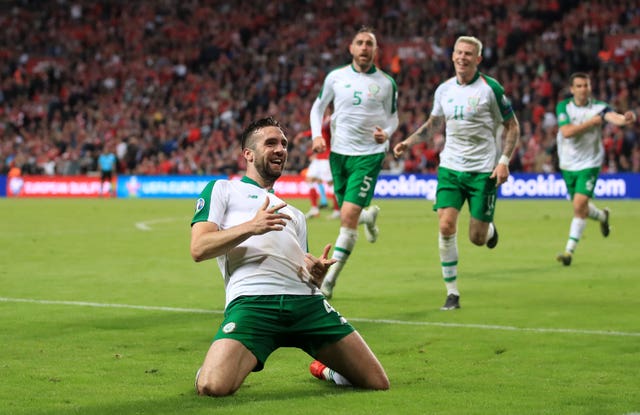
top-left (353, 91), bottom-right (362, 105)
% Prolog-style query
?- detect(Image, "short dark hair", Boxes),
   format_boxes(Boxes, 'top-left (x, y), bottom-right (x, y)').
top-left (357, 25), bottom-right (375, 36)
top-left (240, 116), bottom-right (284, 149)
top-left (569, 72), bottom-right (590, 85)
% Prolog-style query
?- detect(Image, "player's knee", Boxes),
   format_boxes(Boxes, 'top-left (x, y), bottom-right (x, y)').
top-left (375, 376), bottom-right (391, 391)
top-left (198, 382), bottom-right (236, 397)
top-left (469, 230), bottom-right (486, 246)
top-left (439, 222), bottom-right (456, 236)
top-left (366, 373), bottom-right (390, 391)
top-left (353, 364), bottom-right (390, 391)
top-left (196, 373), bottom-right (238, 397)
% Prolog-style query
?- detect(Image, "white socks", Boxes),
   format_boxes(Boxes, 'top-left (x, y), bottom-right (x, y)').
top-left (588, 203), bottom-right (606, 222)
top-left (323, 227), bottom-right (358, 286)
top-left (565, 217), bottom-right (586, 253)
top-left (321, 366), bottom-right (352, 386)
top-left (439, 232), bottom-right (459, 296)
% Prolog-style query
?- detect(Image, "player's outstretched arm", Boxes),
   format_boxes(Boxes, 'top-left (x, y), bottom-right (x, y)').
top-left (393, 115), bottom-right (443, 158)
top-left (603, 109), bottom-right (637, 126)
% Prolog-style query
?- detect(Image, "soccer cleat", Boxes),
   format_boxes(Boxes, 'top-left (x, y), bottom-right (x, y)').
top-left (329, 209), bottom-right (341, 220)
top-left (305, 206), bottom-right (320, 219)
top-left (320, 279), bottom-right (334, 299)
top-left (440, 294), bottom-right (460, 310)
top-left (363, 205), bottom-right (380, 243)
top-left (600, 208), bottom-right (610, 237)
top-left (309, 360), bottom-right (328, 381)
top-left (486, 222), bottom-right (499, 249)
top-left (556, 252), bottom-right (572, 266)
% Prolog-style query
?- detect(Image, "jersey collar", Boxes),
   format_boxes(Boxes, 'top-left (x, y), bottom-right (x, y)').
top-left (456, 70), bottom-right (480, 85)
top-left (241, 176), bottom-right (275, 193)
top-left (571, 97), bottom-right (592, 107)
top-left (350, 63), bottom-right (377, 74)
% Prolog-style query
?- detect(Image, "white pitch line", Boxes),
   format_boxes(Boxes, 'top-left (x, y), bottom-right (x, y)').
top-left (0, 297), bottom-right (223, 315)
top-left (347, 317), bottom-right (640, 337)
top-left (134, 217), bottom-right (187, 231)
top-left (2, 297), bottom-right (639, 337)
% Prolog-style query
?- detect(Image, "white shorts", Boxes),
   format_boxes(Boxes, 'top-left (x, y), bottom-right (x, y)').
top-left (306, 159), bottom-right (333, 183)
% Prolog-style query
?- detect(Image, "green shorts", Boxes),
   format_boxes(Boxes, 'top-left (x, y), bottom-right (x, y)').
top-left (433, 166), bottom-right (497, 222)
top-left (330, 152), bottom-right (385, 208)
top-left (213, 295), bottom-right (354, 372)
top-left (560, 167), bottom-right (600, 199)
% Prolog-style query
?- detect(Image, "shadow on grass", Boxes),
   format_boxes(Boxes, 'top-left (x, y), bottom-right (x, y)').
top-left (16, 380), bottom-right (368, 415)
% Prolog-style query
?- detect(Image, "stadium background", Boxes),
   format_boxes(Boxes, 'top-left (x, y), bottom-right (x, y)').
top-left (1, 0), bottom-right (639, 198)
top-left (2, 3), bottom-right (639, 414)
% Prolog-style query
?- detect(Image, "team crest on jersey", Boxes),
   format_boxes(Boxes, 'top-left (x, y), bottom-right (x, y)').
top-left (195, 198), bottom-right (205, 213)
top-left (223, 322), bottom-right (236, 333)
top-left (368, 83), bottom-right (381, 96)
top-left (467, 96), bottom-right (480, 113)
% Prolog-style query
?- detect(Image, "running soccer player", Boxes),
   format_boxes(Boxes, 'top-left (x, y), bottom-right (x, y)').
top-left (555, 72), bottom-right (636, 266)
top-left (309, 26), bottom-right (399, 299)
top-left (394, 35), bottom-right (520, 310)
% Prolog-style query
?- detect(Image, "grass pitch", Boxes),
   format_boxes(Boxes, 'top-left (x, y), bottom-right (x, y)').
top-left (1, 197), bottom-right (639, 415)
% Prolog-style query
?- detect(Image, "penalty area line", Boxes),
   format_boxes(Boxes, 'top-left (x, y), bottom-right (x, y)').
top-left (2, 297), bottom-right (639, 338)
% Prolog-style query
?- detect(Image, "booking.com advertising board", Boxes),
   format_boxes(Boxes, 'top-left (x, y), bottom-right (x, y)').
top-left (117, 173), bottom-right (640, 200)
top-left (2, 173), bottom-right (640, 199)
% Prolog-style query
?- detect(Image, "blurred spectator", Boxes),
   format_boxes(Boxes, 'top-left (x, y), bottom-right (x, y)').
top-left (1, 0), bottom-right (639, 176)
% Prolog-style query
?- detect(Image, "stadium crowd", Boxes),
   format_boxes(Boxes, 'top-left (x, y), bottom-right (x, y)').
top-left (1, 0), bottom-right (639, 177)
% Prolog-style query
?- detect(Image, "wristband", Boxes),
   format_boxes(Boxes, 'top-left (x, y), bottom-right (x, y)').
top-left (599, 107), bottom-right (612, 121)
top-left (498, 155), bottom-right (510, 166)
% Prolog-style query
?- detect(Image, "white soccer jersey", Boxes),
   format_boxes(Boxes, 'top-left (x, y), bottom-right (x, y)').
top-left (556, 98), bottom-right (608, 171)
top-left (192, 176), bottom-right (320, 306)
top-left (432, 72), bottom-right (515, 172)
top-left (310, 64), bottom-right (399, 156)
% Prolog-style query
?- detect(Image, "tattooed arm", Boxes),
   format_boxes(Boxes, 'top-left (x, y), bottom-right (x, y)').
top-left (490, 115), bottom-right (520, 187)
top-left (393, 115), bottom-right (444, 158)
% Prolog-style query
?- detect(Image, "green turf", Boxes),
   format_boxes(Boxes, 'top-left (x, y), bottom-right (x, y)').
top-left (1, 197), bottom-right (639, 415)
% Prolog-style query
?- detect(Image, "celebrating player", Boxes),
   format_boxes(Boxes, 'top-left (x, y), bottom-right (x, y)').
top-left (309, 26), bottom-right (399, 299)
top-left (555, 72), bottom-right (637, 266)
top-left (191, 117), bottom-right (389, 396)
top-left (394, 36), bottom-right (520, 310)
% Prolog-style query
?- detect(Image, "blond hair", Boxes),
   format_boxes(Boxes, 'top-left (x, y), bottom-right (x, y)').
top-left (455, 36), bottom-right (483, 57)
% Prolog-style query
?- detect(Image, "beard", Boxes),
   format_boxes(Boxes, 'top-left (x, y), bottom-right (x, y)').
top-left (255, 157), bottom-right (284, 183)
